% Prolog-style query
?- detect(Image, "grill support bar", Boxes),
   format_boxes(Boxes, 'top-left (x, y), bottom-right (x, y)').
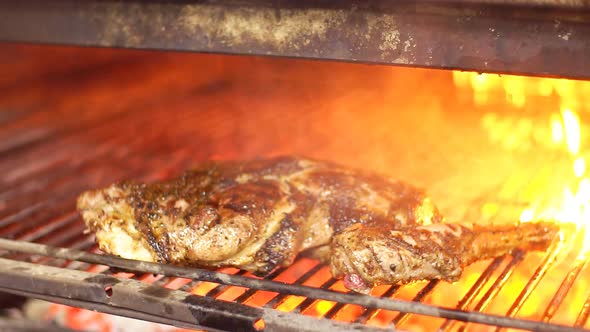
top-left (0, 257), bottom-right (384, 332)
top-left (0, 258), bottom-right (261, 332)
top-left (0, 238), bottom-right (585, 332)
top-left (1, 0), bottom-right (590, 79)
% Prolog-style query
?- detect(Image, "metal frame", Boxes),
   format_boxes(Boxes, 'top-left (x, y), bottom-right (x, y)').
top-left (0, 318), bottom-right (78, 332)
top-left (0, 239), bottom-right (585, 332)
top-left (0, 0), bottom-right (590, 79)
top-left (0, 256), bottom-right (385, 332)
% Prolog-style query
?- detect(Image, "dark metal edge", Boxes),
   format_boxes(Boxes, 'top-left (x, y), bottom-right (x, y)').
top-left (0, 238), bottom-right (586, 332)
top-left (0, 0), bottom-right (590, 79)
top-left (0, 318), bottom-right (78, 332)
top-left (0, 257), bottom-right (387, 332)
top-left (0, 258), bottom-right (261, 332)
top-left (0, 288), bottom-right (227, 332)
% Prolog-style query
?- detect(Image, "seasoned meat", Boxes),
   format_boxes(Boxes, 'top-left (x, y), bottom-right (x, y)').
top-left (77, 156), bottom-right (558, 293)
top-left (331, 221), bottom-right (557, 292)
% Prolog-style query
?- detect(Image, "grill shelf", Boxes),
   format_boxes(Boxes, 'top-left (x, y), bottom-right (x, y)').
top-left (1, 239), bottom-right (583, 332)
top-left (2, 44), bottom-right (590, 331)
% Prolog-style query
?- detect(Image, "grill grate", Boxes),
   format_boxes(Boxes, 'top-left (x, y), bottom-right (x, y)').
top-left (1, 44), bottom-right (590, 331)
top-left (0, 239), bottom-right (583, 332)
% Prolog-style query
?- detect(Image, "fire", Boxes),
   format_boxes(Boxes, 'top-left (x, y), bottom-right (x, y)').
top-left (551, 114), bottom-right (565, 143)
top-left (561, 108), bottom-right (581, 155)
top-left (455, 71), bottom-right (590, 238)
top-left (574, 157), bottom-right (586, 178)
top-left (519, 104), bottom-right (589, 253)
top-left (453, 71), bottom-right (590, 328)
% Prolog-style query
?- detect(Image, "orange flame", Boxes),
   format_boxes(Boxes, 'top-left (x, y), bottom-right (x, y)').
top-left (520, 105), bottom-right (589, 255)
top-left (454, 71), bottom-right (590, 236)
top-left (450, 71), bottom-right (590, 328)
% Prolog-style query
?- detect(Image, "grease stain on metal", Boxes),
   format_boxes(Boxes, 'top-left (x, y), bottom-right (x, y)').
top-left (181, 5), bottom-right (347, 51)
top-left (559, 31), bottom-right (572, 40)
top-left (83, 274), bottom-right (121, 287)
top-left (140, 284), bottom-right (173, 299)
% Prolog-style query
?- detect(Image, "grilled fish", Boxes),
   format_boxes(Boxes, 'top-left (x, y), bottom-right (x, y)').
top-left (77, 156), bottom-right (558, 293)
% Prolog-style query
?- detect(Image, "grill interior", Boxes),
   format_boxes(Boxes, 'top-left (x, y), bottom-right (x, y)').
top-left (1, 44), bottom-right (590, 331)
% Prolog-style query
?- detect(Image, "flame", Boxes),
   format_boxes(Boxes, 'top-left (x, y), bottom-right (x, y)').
top-left (561, 108), bottom-right (581, 155)
top-left (452, 71), bottom-right (590, 328)
top-left (526, 106), bottom-right (590, 254)
top-left (471, 73), bottom-right (490, 105)
top-left (315, 300), bottom-right (335, 316)
top-left (254, 319), bottom-right (265, 330)
top-left (519, 208), bottom-right (535, 223)
top-left (516, 92), bottom-right (588, 253)
top-left (455, 71), bottom-right (590, 239)
top-left (552, 114), bottom-right (565, 144)
top-left (503, 76), bottom-right (527, 108)
top-left (574, 157), bottom-right (586, 178)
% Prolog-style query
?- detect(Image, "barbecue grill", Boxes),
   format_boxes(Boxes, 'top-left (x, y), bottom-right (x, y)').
top-left (1, 1), bottom-right (590, 331)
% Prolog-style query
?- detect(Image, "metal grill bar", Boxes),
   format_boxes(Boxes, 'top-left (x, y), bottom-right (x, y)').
top-left (438, 256), bottom-right (506, 330)
top-left (391, 280), bottom-right (440, 327)
top-left (496, 230), bottom-right (569, 332)
top-left (0, 114), bottom-right (183, 199)
top-left (355, 286), bottom-right (401, 324)
top-left (324, 302), bottom-right (347, 320)
top-left (442, 253), bottom-right (524, 331)
top-left (543, 255), bottom-right (590, 322)
top-left (296, 278), bottom-right (340, 314)
top-left (179, 279), bottom-right (205, 293)
top-left (0, 82), bottom-right (225, 198)
top-left (0, 238), bottom-right (583, 332)
top-left (0, 318), bottom-right (78, 332)
top-left (0, 257), bottom-right (382, 332)
top-left (0, 258), bottom-right (261, 332)
top-left (2, 292), bottom-right (221, 332)
top-left (576, 297), bottom-right (590, 328)
top-left (0, 103), bottom-right (149, 174)
top-left (204, 270), bottom-right (249, 298)
top-left (0, 115), bottom-right (140, 184)
top-left (263, 263), bottom-right (324, 309)
top-left (0, 124), bottom-right (197, 233)
top-left (471, 251), bottom-right (526, 312)
top-left (232, 268), bottom-right (285, 304)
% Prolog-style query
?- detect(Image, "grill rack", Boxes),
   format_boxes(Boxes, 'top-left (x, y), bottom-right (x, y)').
top-left (1, 124), bottom-right (588, 332)
top-left (2, 45), bottom-right (590, 331)
top-left (0, 238), bottom-right (585, 332)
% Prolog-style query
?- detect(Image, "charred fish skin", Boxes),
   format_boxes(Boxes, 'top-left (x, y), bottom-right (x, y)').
top-left (77, 156), bottom-right (559, 291)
